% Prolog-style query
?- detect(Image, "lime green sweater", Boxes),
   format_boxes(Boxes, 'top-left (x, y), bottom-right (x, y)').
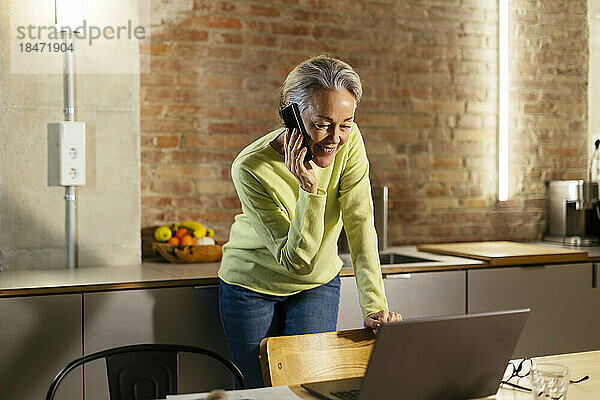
top-left (219, 123), bottom-right (388, 318)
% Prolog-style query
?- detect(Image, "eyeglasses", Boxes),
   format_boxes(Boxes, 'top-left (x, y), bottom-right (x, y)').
top-left (501, 358), bottom-right (590, 394)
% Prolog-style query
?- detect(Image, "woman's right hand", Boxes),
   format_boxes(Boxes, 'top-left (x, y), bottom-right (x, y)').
top-left (364, 310), bottom-right (403, 334)
top-left (284, 128), bottom-right (318, 194)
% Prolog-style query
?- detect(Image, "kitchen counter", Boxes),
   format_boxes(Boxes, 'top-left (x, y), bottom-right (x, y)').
top-left (0, 262), bottom-right (221, 297)
top-left (0, 242), bottom-right (597, 298)
top-left (532, 240), bottom-right (600, 260)
top-left (339, 245), bottom-right (486, 275)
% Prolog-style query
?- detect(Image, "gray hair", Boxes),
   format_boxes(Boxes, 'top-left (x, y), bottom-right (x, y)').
top-left (278, 55), bottom-right (363, 117)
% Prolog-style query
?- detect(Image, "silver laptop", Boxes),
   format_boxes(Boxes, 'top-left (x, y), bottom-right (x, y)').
top-left (301, 309), bottom-right (530, 400)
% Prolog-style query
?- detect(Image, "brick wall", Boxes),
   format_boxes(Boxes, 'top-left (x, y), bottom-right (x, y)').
top-left (141, 0), bottom-right (588, 245)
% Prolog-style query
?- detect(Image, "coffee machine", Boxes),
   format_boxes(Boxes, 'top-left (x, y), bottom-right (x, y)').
top-left (544, 180), bottom-right (600, 246)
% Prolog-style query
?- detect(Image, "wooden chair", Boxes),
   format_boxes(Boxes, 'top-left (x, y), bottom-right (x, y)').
top-left (259, 328), bottom-right (375, 387)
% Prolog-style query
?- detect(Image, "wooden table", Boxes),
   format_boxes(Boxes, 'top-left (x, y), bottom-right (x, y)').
top-left (287, 350), bottom-right (600, 399)
top-left (163, 350), bottom-right (598, 399)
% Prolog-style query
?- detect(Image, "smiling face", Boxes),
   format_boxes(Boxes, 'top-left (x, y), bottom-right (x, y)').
top-left (301, 89), bottom-right (357, 168)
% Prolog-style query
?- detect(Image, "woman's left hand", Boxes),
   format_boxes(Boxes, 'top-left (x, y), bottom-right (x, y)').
top-left (364, 310), bottom-right (403, 334)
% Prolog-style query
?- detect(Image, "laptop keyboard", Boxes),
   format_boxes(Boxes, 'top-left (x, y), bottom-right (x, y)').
top-left (331, 389), bottom-right (360, 400)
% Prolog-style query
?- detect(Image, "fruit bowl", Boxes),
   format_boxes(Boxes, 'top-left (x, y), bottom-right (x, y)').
top-left (152, 242), bottom-right (223, 263)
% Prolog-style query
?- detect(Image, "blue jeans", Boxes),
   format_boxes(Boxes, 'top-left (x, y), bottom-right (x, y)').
top-left (218, 275), bottom-right (341, 388)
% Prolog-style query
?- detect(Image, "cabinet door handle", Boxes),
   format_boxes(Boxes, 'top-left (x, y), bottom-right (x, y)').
top-left (385, 273), bottom-right (412, 279)
top-left (193, 285), bottom-right (219, 289)
top-left (593, 264), bottom-right (598, 289)
top-left (520, 266), bottom-right (546, 270)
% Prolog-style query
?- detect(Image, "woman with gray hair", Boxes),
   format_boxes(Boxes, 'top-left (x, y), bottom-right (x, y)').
top-left (218, 54), bottom-right (402, 388)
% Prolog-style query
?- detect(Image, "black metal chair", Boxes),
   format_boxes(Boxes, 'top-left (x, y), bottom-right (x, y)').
top-left (46, 343), bottom-right (246, 400)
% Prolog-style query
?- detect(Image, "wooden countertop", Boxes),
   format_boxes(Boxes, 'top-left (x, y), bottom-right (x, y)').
top-left (0, 242), bottom-right (598, 298)
top-left (417, 241), bottom-right (589, 266)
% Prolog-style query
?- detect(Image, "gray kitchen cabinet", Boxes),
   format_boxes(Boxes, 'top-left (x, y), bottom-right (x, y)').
top-left (338, 276), bottom-right (364, 329)
top-left (338, 270), bottom-right (466, 330)
top-left (0, 294), bottom-right (82, 400)
top-left (468, 263), bottom-right (600, 358)
top-left (83, 286), bottom-right (234, 399)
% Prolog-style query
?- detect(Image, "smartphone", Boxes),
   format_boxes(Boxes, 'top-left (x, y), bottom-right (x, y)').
top-left (280, 103), bottom-right (313, 163)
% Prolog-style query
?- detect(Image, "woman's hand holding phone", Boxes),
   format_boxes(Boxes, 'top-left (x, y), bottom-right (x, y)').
top-left (284, 128), bottom-right (318, 194)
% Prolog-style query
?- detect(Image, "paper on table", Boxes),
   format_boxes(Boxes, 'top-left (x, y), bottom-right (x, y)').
top-left (166, 385), bottom-right (302, 400)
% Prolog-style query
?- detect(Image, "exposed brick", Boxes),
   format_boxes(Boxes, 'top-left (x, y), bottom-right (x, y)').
top-left (313, 25), bottom-right (364, 41)
top-left (186, 210), bottom-right (239, 223)
top-left (166, 105), bottom-right (235, 119)
top-left (140, 136), bottom-right (154, 147)
top-left (184, 134), bottom-right (254, 150)
top-left (156, 135), bottom-right (180, 148)
top-left (141, 150), bottom-right (166, 164)
top-left (412, 101), bottom-right (465, 113)
top-left (156, 165), bottom-right (216, 179)
top-left (221, 196), bottom-right (242, 209)
top-left (170, 149), bottom-right (235, 163)
top-left (180, 15), bottom-right (243, 30)
top-left (212, 32), bottom-right (278, 47)
top-left (173, 196), bottom-right (220, 209)
top-left (149, 58), bottom-right (198, 73)
top-left (141, 104), bottom-right (165, 117)
top-left (239, 108), bottom-right (278, 121)
top-left (142, 87), bottom-right (214, 105)
top-left (424, 183), bottom-right (452, 196)
top-left (248, 4), bottom-right (280, 17)
top-left (193, 0), bottom-right (212, 11)
top-left (142, 196), bottom-right (174, 207)
top-left (140, 73), bottom-right (175, 87)
top-left (207, 122), bottom-right (247, 135)
top-left (176, 45), bottom-right (243, 60)
top-left (140, 0), bottom-right (588, 245)
top-left (462, 197), bottom-right (488, 208)
top-left (214, 1), bottom-right (237, 12)
top-left (205, 75), bottom-right (244, 90)
top-left (142, 119), bottom-right (197, 133)
top-left (151, 28), bottom-right (209, 42)
top-left (425, 198), bottom-right (460, 210)
top-left (457, 114), bottom-right (483, 129)
top-left (453, 128), bottom-right (496, 143)
top-left (433, 211), bottom-right (488, 224)
top-left (432, 157), bottom-right (463, 169)
top-left (150, 180), bottom-right (194, 194)
top-left (149, 42), bottom-right (174, 56)
top-left (195, 180), bottom-right (236, 194)
top-left (466, 101), bottom-right (496, 114)
top-left (431, 170), bottom-right (469, 183)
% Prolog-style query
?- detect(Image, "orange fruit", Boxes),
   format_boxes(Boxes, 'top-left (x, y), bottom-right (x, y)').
top-left (180, 235), bottom-right (195, 246)
top-left (167, 236), bottom-right (180, 245)
top-left (175, 228), bottom-right (189, 239)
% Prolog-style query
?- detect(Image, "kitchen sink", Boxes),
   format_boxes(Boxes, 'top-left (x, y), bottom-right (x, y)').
top-left (340, 252), bottom-right (437, 268)
top-left (379, 253), bottom-right (435, 265)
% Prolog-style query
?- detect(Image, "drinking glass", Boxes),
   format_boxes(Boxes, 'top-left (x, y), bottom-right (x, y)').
top-left (531, 363), bottom-right (570, 399)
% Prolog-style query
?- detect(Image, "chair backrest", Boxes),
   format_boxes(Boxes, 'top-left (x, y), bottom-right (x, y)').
top-left (259, 328), bottom-right (375, 387)
top-left (46, 344), bottom-right (246, 400)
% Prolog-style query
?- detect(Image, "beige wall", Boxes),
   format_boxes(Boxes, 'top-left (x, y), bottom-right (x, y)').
top-left (0, 0), bottom-right (142, 270)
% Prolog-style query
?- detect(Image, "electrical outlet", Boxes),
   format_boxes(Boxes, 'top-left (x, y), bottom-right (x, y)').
top-left (48, 122), bottom-right (86, 186)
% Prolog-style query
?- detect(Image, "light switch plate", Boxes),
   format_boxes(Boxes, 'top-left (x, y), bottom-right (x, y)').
top-left (48, 121), bottom-right (86, 186)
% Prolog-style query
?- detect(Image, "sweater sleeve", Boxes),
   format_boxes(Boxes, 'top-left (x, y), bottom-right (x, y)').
top-left (232, 162), bottom-right (327, 275)
top-left (339, 125), bottom-right (389, 318)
